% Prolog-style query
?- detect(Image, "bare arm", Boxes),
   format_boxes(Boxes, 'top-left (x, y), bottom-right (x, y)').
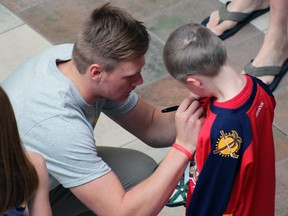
top-left (71, 97), bottom-right (204, 216)
top-left (110, 97), bottom-right (176, 148)
top-left (27, 152), bottom-right (52, 216)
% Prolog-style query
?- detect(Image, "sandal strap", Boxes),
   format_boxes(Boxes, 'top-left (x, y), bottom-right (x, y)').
top-left (219, 1), bottom-right (252, 23)
top-left (244, 60), bottom-right (281, 76)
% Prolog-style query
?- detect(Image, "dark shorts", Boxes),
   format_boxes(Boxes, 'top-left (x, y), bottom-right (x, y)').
top-left (50, 146), bottom-right (158, 216)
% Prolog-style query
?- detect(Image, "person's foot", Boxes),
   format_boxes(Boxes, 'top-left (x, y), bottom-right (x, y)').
top-left (243, 29), bottom-right (288, 85)
top-left (206, 0), bottom-right (269, 37)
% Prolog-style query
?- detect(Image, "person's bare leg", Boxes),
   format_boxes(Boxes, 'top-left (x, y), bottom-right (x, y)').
top-left (206, 0), bottom-right (269, 36)
top-left (249, 0), bottom-right (288, 84)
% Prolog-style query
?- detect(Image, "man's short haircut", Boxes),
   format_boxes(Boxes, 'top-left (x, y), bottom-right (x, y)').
top-left (163, 23), bottom-right (227, 82)
top-left (72, 3), bottom-right (150, 74)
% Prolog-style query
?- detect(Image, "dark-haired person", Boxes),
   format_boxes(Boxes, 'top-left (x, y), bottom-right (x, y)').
top-left (2, 3), bottom-right (204, 215)
top-left (0, 87), bottom-right (51, 216)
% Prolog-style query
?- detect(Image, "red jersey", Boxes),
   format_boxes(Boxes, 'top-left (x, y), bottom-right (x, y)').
top-left (186, 75), bottom-right (276, 216)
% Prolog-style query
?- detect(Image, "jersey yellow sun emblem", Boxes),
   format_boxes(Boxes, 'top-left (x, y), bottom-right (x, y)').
top-left (213, 130), bottom-right (242, 159)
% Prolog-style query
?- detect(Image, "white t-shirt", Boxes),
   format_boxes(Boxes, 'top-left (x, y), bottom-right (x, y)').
top-left (2, 44), bottom-right (138, 190)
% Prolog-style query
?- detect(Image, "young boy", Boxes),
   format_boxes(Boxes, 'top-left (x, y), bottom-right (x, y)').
top-left (163, 23), bottom-right (276, 216)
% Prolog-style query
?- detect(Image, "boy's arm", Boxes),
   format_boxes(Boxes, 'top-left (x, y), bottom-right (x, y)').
top-left (187, 118), bottom-right (251, 215)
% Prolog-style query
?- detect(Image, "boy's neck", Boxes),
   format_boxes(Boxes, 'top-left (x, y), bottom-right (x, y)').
top-left (212, 64), bottom-right (246, 103)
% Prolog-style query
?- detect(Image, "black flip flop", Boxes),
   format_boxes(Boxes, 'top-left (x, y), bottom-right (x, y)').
top-left (201, 1), bottom-right (269, 40)
top-left (244, 58), bottom-right (288, 92)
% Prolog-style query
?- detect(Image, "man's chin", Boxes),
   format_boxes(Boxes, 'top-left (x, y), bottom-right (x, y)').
top-left (114, 94), bottom-right (130, 103)
top-left (100, 93), bottom-right (128, 102)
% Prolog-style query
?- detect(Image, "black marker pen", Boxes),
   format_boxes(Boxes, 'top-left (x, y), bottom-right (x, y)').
top-left (161, 100), bottom-right (205, 113)
top-left (161, 105), bottom-right (179, 113)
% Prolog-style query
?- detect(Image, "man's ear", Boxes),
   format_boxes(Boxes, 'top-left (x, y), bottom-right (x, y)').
top-left (186, 76), bottom-right (202, 87)
top-left (89, 64), bottom-right (102, 81)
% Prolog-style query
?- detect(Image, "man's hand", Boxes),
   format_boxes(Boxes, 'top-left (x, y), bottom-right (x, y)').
top-left (174, 97), bottom-right (205, 153)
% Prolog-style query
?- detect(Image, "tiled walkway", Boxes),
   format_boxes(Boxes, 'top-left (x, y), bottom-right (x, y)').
top-left (0, 0), bottom-right (287, 215)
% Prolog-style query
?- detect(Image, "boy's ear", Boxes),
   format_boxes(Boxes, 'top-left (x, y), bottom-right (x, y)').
top-left (186, 76), bottom-right (201, 87)
top-left (89, 64), bottom-right (103, 81)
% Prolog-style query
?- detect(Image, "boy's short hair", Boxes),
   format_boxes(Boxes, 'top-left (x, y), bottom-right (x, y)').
top-left (163, 23), bottom-right (227, 82)
top-left (72, 3), bottom-right (150, 74)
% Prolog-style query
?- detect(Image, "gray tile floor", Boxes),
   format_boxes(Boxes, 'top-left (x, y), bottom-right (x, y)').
top-left (0, 0), bottom-right (287, 215)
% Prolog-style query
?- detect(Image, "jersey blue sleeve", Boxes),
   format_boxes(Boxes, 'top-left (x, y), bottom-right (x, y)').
top-left (186, 114), bottom-right (252, 216)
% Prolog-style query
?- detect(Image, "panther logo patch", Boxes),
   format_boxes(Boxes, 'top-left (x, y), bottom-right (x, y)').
top-left (213, 130), bottom-right (242, 159)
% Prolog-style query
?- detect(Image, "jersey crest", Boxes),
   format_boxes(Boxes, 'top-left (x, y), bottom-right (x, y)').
top-left (213, 130), bottom-right (242, 159)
